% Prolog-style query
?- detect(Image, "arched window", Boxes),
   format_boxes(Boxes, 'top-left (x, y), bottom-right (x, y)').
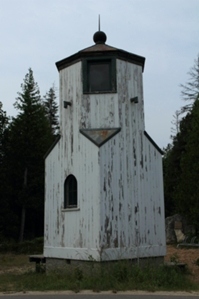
top-left (64, 175), bottom-right (78, 208)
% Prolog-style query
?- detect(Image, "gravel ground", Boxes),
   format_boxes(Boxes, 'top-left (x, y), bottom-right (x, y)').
top-left (164, 245), bottom-right (199, 283)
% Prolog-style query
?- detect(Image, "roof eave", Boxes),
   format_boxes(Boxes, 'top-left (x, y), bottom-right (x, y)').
top-left (56, 47), bottom-right (145, 72)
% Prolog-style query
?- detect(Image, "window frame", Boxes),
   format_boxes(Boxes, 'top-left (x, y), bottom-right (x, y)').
top-left (64, 175), bottom-right (78, 209)
top-left (83, 56), bottom-right (116, 94)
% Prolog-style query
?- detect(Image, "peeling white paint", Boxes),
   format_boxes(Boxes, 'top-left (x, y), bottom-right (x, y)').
top-left (44, 58), bottom-right (166, 262)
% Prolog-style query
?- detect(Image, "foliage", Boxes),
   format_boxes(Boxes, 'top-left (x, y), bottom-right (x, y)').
top-left (164, 98), bottom-right (199, 226)
top-left (170, 253), bottom-right (180, 264)
top-left (170, 110), bottom-right (181, 138)
top-left (43, 85), bottom-right (59, 135)
top-left (0, 103), bottom-right (12, 239)
top-left (0, 68), bottom-right (54, 241)
top-left (0, 237), bottom-right (43, 254)
top-left (163, 111), bottom-right (192, 217)
top-left (0, 102), bottom-right (9, 162)
top-left (174, 98), bottom-right (199, 230)
top-left (0, 259), bottom-right (197, 292)
top-left (180, 54), bottom-right (199, 112)
top-left (195, 258), bottom-right (199, 267)
top-left (163, 54), bottom-right (199, 233)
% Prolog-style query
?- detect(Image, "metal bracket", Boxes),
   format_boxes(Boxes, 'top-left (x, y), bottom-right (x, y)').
top-left (130, 97), bottom-right (138, 104)
top-left (64, 101), bottom-right (72, 109)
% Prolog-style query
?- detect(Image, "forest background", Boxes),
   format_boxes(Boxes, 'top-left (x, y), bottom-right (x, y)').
top-left (0, 54), bottom-right (199, 243)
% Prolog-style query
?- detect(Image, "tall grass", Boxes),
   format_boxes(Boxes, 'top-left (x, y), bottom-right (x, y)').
top-left (0, 259), bottom-right (198, 292)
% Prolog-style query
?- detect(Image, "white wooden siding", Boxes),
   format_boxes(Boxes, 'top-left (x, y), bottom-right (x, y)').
top-left (44, 58), bottom-right (166, 261)
top-left (98, 60), bottom-right (165, 260)
top-left (45, 62), bottom-right (101, 260)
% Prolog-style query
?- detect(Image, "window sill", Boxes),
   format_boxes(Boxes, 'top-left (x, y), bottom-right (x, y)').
top-left (62, 207), bottom-right (80, 212)
top-left (83, 90), bottom-right (117, 95)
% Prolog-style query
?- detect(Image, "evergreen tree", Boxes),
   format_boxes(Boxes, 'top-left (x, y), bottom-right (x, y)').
top-left (0, 102), bottom-right (11, 239)
top-left (163, 111), bottom-right (192, 217)
top-left (174, 97), bottom-right (199, 231)
top-left (43, 85), bottom-right (59, 135)
top-left (7, 68), bottom-right (53, 241)
top-left (0, 102), bottom-right (9, 163)
top-left (163, 55), bottom-right (199, 221)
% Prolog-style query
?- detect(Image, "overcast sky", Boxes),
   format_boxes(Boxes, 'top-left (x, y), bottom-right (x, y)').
top-left (0, 0), bottom-right (199, 148)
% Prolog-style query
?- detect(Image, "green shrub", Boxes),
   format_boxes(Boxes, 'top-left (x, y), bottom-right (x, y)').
top-left (0, 237), bottom-right (43, 254)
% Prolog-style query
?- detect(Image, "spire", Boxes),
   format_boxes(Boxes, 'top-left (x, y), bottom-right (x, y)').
top-left (98, 14), bottom-right (100, 31)
top-left (93, 15), bottom-right (107, 44)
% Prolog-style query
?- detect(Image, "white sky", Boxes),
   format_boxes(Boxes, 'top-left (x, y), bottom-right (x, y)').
top-left (0, 0), bottom-right (198, 148)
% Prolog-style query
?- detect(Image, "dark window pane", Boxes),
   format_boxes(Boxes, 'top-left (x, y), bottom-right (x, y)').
top-left (64, 175), bottom-right (77, 208)
top-left (88, 62), bottom-right (111, 92)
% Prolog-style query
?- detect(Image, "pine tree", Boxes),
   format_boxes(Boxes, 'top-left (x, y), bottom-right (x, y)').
top-left (0, 102), bottom-right (9, 163)
top-left (0, 102), bottom-right (11, 239)
top-left (7, 68), bottom-right (54, 242)
top-left (174, 97), bottom-right (199, 232)
top-left (43, 85), bottom-right (59, 135)
top-left (163, 55), bottom-right (199, 220)
top-left (163, 112), bottom-right (192, 217)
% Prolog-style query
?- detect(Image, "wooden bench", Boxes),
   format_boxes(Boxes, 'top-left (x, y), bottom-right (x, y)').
top-left (177, 236), bottom-right (199, 248)
top-left (29, 255), bottom-right (46, 272)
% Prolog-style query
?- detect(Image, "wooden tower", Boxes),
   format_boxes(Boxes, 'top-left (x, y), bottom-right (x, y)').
top-left (44, 29), bottom-right (166, 265)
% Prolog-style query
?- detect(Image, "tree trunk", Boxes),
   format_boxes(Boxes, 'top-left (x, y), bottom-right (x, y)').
top-left (19, 167), bottom-right (27, 243)
top-left (19, 205), bottom-right (26, 243)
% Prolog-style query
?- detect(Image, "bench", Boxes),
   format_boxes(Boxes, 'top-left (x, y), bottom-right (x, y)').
top-left (29, 255), bottom-right (46, 272)
top-left (177, 236), bottom-right (199, 248)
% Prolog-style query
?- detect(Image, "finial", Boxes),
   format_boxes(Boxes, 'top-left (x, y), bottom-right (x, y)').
top-left (93, 15), bottom-right (107, 44)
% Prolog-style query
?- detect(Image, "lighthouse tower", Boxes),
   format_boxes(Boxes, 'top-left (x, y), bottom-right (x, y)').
top-left (44, 29), bottom-right (166, 267)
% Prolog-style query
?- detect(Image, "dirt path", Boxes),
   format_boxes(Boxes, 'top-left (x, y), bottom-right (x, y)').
top-left (165, 245), bottom-right (199, 283)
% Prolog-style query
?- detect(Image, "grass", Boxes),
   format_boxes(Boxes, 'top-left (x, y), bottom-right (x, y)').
top-left (0, 255), bottom-right (198, 293)
top-left (0, 254), bottom-right (29, 269)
